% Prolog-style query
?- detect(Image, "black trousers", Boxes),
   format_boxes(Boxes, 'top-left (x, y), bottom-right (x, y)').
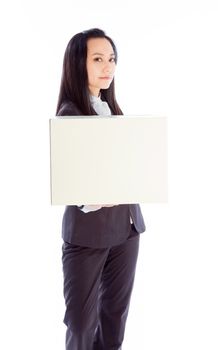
top-left (62, 225), bottom-right (140, 350)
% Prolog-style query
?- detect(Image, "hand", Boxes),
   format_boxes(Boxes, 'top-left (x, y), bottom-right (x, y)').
top-left (87, 204), bottom-right (119, 208)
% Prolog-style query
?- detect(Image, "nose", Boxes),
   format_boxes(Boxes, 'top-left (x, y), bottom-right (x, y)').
top-left (103, 62), bottom-right (112, 74)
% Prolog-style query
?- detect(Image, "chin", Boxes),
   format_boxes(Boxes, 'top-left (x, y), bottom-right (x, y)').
top-left (100, 83), bottom-right (111, 90)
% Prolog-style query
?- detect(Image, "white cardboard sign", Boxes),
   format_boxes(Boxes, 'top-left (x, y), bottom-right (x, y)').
top-left (49, 116), bottom-right (167, 205)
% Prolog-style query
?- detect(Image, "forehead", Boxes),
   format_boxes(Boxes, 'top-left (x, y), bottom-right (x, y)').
top-left (87, 38), bottom-right (114, 55)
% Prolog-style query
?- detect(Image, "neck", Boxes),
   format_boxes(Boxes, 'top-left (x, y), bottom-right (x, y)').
top-left (89, 87), bottom-right (100, 97)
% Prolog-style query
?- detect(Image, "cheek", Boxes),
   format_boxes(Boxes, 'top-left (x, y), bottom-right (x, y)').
top-left (111, 65), bottom-right (116, 75)
top-left (87, 62), bottom-right (94, 76)
top-left (87, 69), bottom-right (94, 85)
top-left (87, 64), bottom-right (97, 80)
top-left (91, 68), bottom-right (100, 83)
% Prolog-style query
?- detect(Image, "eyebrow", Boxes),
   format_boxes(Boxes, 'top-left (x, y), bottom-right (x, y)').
top-left (92, 53), bottom-right (115, 56)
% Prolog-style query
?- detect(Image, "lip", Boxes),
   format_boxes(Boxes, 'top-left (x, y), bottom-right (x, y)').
top-left (99, 77), bottom-right (113, 80)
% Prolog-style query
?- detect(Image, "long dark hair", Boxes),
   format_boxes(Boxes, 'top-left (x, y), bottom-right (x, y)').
top-left (56, 28), bottom-right (123, 115)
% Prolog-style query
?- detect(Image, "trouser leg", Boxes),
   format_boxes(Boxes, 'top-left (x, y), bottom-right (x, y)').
top-left (93, 231), bottom-right (140, 350)
top-left (62, 243), bottom-right (109, 350)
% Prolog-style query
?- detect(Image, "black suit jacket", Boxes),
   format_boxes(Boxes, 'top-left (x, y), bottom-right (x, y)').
top-left (57, 100), bottom-right (146, 248)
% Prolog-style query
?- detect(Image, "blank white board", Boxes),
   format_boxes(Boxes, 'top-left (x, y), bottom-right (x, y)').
top-left (49, 116), bottom-right (167, 205)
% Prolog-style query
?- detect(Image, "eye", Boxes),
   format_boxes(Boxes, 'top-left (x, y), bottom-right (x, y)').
top-left (94, 57), bottom-right (102, 62)
top-left (110, 57), bottom-right (116, 62)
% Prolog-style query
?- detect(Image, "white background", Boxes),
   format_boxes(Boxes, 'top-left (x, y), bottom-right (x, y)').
top-left (0, 1), bottom-right (218, 349)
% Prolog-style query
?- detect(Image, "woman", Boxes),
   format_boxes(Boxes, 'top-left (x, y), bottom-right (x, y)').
top-left (56, 28), bottom-right (146, 350)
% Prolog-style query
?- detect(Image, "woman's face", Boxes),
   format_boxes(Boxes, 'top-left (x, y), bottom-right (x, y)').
top-left (86, 38), bottom-right (116, 97)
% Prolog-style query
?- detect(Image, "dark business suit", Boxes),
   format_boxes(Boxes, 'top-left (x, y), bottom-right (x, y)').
top-left (57, 100), bottom-right (146, 349)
